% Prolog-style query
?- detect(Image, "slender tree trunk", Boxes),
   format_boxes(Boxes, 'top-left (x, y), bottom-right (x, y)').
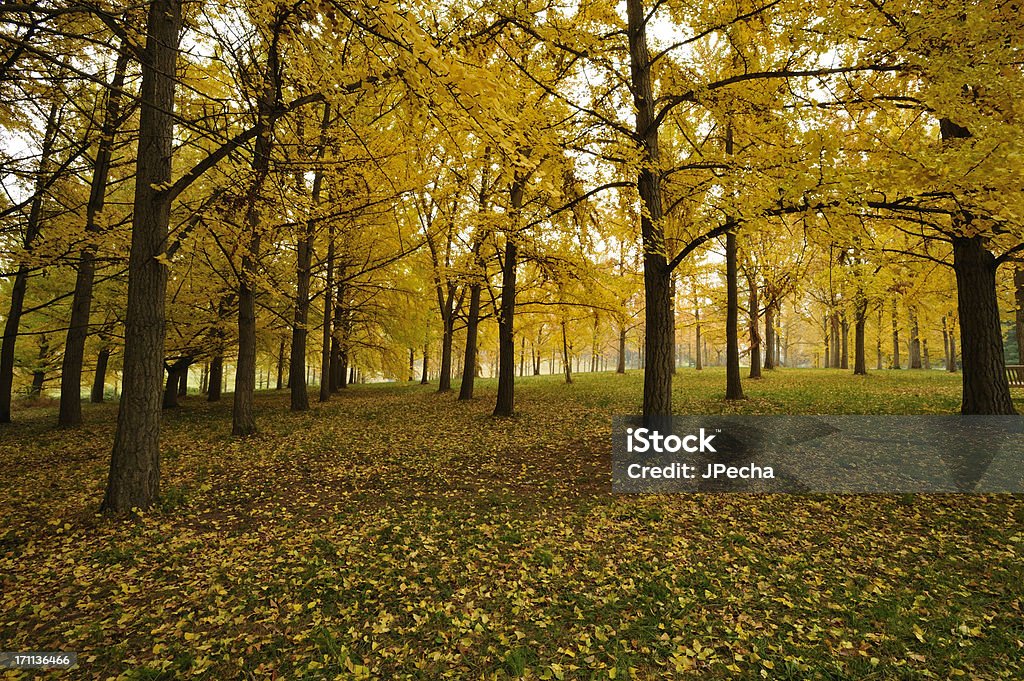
top-left (29, 336), bottom-right (49, 397)
top-left (853, 299), bottom-right (868, 375)
top-left (275, 339), bottom-right (285, 390)
top-left (519, 336), bottom-right (525, 377)
top-left (909, 306), bottom-right (922, 369)
top-left (420, 343), bottom-right (429, 384)
top-left (561, 320), bottom-right (573, 384)
top-left (102, 0), bottom-right (182, 513)
top-left (59, 51), bottom-right (130, 427)
top-left (1, 103), bottom-right (60, 423)
top-left (830, 310), bottom-right (841, 369)
top-left (876, 306), bottom-right (884, 370)
top-left (891, 298), bottom-right (901, 369)
top-left (840, 314), bottom-right (849, 370)
top-left (952, 235), bottom-right (1015, 414)
top-left (438, 302), bottom-right (454, 391)
top-left (763, 300), bottom-right (775, 371)
top-left (948, 318), bottom-right (958, 373)
top-left (923, 338), bottom-right (931, 370)
top-left (494, 178), bottom-right (523, 417)
top-left (617, 325), bottom-right (627, 373)
top-left (725, 231), bottom-right (744, 400)
top-left (178, 361), bottom-right (189, 396)
top-left (92, 348), bottom-right (110, 403)
top-left (748, 272), bottom-right (761, 379)
top-left (319, 225), bottom-right (335, 402)
top-left (1014, 266), bottom-right (1024, 363)
top-left (458, 281), bottom-right (481, 400)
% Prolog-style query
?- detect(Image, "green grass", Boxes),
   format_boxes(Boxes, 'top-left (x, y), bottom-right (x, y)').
top-left (0, 369), bottom-right (1022, 679)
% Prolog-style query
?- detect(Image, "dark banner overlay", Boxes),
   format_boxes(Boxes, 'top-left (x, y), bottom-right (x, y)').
top-left (612, 416), bottom-right (1024, 493)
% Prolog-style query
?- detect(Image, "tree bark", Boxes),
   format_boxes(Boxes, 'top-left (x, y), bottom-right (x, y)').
top-left (494, 176), bottom-right (524, 417)
top-left (952, 235), bottom-right (1016, 414)
top-left (908, 306), bottom-right (922, 369)
top-left (840, 313), bottom-right (849, 370)
top-left (420, 343), bottom-right (429, 384)
top-left (876, 306), bottom-right (884, 370)
top-left (890, 298), bottom-right (901, 369)
top-left (59, 50), bottom-right (130, 427)
top-left (458, 281), bottom-right (481, 400)
top-left (763, 300), bottom-right (775, 371)
top-left (1015, 267), bottom-right (1024, 363)
top-left (853, 299), bottom-right (868, 375)
top-left (319, 225), bottom-right (335, 402)
top-left (628, 0), bottom-right (673, 421)
top-left (747, 271), bottom-right (761, 379)
top-left (102, 0), bottom-right (182, 513)
top-left (1, 102), bottom-right (60, 423)
top-left (725, 230), bottom-right (744, 399)
top-left (561, 320), bottom-right (573, 384)
top-left (91, 348), bottom-right (110, 403)
top-left (830, 309), bottom-right (841, 369)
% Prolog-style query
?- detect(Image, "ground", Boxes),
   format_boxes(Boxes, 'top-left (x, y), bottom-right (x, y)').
top-left (1, 369), bottom-right (1022, 680)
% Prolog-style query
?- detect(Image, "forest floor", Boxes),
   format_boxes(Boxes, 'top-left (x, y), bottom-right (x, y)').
top-left (1, 369), bottom-right (1023, 680)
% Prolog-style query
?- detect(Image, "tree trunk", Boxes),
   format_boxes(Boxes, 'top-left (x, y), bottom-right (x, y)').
top-left (319, 225), bottom-right (335, 402)
top-left (29, 336), bottom-right (49, 397)
top-left (494, 178), bottom-right (523, 417)
top-left (91, 348), bottom-right (110, 403)
top-left (1015, 267), bottom-right (1024, 363)
top-left (952, 235), bottom-right (1015, 414)
top-left (178, 361), bottom-right (189, 396)
top-left (59, 50), bottom-right (130, 427)
top-left (830, 309), bottom-right (840, 369)
top-left (890, 298), bottom-right (901, 369)
top-left (628, 0), bottom-right (673, 421)
top-left (840, 313), bottom-right (849, 370)
top-left (438, 304), bottom-right (454, 391)
top-left (823, 314), bottom-right (830, 368)
top-left (458, 281), bottom-right (481, 400)
top-left (1, 103), bottom-right (60, 423)
top-left (561, 320), bottom-right (573, 385)
top-left (617, 325), bottom-right (627, 373)
top-left (208, 355), bottom-right (223, 402)
top-left (763, 300), bottom-right (775, 371)
top-left (725, 231), bottom-right (744, 400)
top-left (923, 338), bottom-right (931, 370)
top-left (876, 306), bottom-right (884, 370)
top-left (748, 272), bottom-right (761, 379)
top-left (102, 0), bottom-right (182, 513)
top-left (420, 343), bottom-right (429, 384)
top-left (909, 306), bottom-right (922, 369)
top-left (853, 299), bottom-right (868, 375)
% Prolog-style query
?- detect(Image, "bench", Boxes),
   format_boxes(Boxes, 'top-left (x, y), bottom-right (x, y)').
top-left (1006, 365), bottom-right (1024, 387)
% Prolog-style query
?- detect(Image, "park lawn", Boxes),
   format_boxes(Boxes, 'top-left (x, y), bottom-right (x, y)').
top-left (1, 369), bottom-right (1022, 680)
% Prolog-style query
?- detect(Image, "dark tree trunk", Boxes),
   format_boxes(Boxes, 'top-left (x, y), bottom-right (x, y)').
top-left (948, 320), bottom-right (957, 373)
top-left (438, 307), bottom-right (454, 391)
top-left (876, 306), bottom-right (884, 370)
top-left (763, 300), bottom-right (775, 371)
top-left (891, 298), bottom-right (901, 369)
top-left (519, 336), bottom-right (525, 377)
top-left (59, 50), bottom-right (130, 427)
top-left (725, 231), bottom-right (744, 400)
top-left (208, 355), bottom-right (223, 402)
top-left (177, 361), bottom-right (188, 396)
top-left (823, 315), bottom-right (830, 368)
top-left (102, 0), bottom-right (182, 513)
top-left (695, 304), bottom-right (703, 371)
top-left (1, 103), bottom-right (60, 424)
top-left (420, 343), bottom-right (429, 384)
top-left (319, 226), bottom-right (335, 402)
top-left (952, 235), bottom-right (1015, 414)
top-left (408, 347), bottom-right (415, 381)
top-left (840, 314), bottom-right (849, 370)
top-left (29, 336), bottom-right (49, 397)
top-left (91, 348), bottom-right (110, 403)
top-left (494, 178), bottom-right (523, 417)
top-left (854, 299), bottom-right (868, 375)
top-left (617, 325), bottom-right (627, 373)
top-left (748, 272), bottom-right (761, 379)
top-left (458, 281), bottom-right (481, 400)
top-left (628, 0), bottom-right (673, 421)
top-left (163, 359), bottom-right (188, 409)
top-left (561, 320), bottom-right (573, 384)
top-left (923, 339), bottom-right (931, 370)
top-left (232, 245), bottom-right (259, 435)
top-left (909, 306), bottom-right (922, 369)
top-left (1015, 267), bottom-right (1024, 364)
top-left (830, 310), bottom-right (840, 369)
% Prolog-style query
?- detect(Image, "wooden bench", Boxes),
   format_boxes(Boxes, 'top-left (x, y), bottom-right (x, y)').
top-left (1006, 365), bottom-right (1024, 387)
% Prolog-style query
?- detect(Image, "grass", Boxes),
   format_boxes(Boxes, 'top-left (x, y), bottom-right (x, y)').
top-left (0, 368), bottom-right (1022, 679)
